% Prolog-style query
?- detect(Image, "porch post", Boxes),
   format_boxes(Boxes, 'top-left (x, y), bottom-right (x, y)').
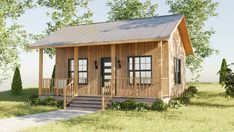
top-left (158, 41), bottom-right (163, 98)
top-left (111, 44), bottom-right (116, 95)
top-left (39, 49), bottom-right (43, 96)
top-left (74, 47), bottom-right (79, 96)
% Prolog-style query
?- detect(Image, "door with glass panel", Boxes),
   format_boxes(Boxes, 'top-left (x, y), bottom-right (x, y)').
top-left (101, 58), bottom-right (112, 87)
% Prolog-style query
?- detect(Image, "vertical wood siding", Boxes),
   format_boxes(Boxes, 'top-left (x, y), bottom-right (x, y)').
top-left (55, 42), bottom-right (163, 97)
top-left (168, 28), bottom-right (186, 98)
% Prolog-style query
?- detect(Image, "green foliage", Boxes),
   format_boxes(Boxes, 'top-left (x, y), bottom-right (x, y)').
top-left (187, 85), bottom-right (198, 94)
top-left (218, 58), bottom-right (228, 86)
top-left (111, 98), bottom-right (168, 111)
top-left (166, 0), bottom-right (218, 80)
top-left (168, 100), bottom-right (183, 108)
top-left (28, 96), bottom-right (63, 109)
top-left (111, 99), bottom-right (149, 111)
top-left (151, 99), bottom-right (167, 111)
top-left (11, 67), bottom-right (23, 95)
top-left (172, 85), bottom-right (198, 105)
top-left (0, 0), bottom-right (33, 82)
top-left (221, 67), bottom-right (234, 97)
top-left (107, 0), bottom-right (157, 21)
top-left (36, 0), bottom-right (93, 58)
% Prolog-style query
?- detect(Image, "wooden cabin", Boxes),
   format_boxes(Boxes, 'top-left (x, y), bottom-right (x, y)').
top-left (29, 14), bottom-right (193, 110)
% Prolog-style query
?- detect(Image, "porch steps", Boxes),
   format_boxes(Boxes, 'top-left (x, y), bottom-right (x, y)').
top-left (67, 96), bottom-right (103, 111)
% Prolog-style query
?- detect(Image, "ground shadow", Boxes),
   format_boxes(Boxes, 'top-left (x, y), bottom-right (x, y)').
top-left (0, 88), bottom-right (37, 102)
top-left (188, 102), bottom-right (234, 108)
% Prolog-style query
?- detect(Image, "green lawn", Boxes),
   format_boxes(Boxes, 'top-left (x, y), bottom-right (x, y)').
top-left (23, 83), bottom-right (234, 132)
top-left (0, 88), bottom-right (58, 118)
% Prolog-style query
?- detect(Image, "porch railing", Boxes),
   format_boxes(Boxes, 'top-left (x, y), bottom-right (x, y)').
top-left (116, 78), bottom-right (157, 97)
top-left (102, 78), bottom-right (115, 111)
top-left (64, 80), bottom-right (75, 110)
top-left (42, 78), bottom-right (73, 96)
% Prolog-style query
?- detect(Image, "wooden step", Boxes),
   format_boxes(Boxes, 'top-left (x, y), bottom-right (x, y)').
top-left (67, 106), bottom-right (101, 111)
top-left (73, 96), bottom-right (102, 101)
top-left (72, 100), bottom-right (102, 105)
top-left (69, 103), bottom-right (102, 108)
top-left (67, 96), bottom-right (103, 111)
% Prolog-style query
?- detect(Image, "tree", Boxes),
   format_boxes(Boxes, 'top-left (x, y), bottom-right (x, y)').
top-left (107, 0), bottom-right (157, 21)
top-left (11, 67), bottom-right (23, 95)
top-left (0, 0), bottom-right (33, 83)
top-left (36, 0), bottom-right (93, 58)
top-left (218, 59), bottom-right (228, 86)
top-left (166, 0), bottom-right (218, 80)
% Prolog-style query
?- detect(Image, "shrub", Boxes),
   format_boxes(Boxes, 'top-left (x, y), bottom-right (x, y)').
top-left (218, 58), bottom-right (229, 86)
top-left (171, 85), bottom-right (198, 106)
top-left (28, 96), bottom-right (63, 108)
top-left (110, 102), bottom-right (122, 110)
top-left (121, 99), bottom-right (137, 110)
top-left (28, 94), bottom-right (41, 105)
top-left (151, 99), bottom-right (167, 111)
top-left (187, 86), bottom-right (198, 94)
top-left (11, 67), bottom-right (23, 95)
top-left (168, 100), bottom-right (183, 108)
top-left (110, 99), bottom-right (149, 111)
top-left (42, 96), bottom-right (57, 106)
top-left (56, 100), bottom-right (64, 109)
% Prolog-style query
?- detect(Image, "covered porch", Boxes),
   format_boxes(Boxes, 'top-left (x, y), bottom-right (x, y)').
top-left (38, 42), bottom-right (169, 109)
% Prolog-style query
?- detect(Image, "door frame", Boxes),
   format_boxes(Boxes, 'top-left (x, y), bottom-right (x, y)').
top-left (101, 57), bottom-right (112, 88)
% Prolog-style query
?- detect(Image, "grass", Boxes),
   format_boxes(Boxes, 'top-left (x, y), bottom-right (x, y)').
top-left (0, 88), bottom-right (58, 118)
top-left (23, 83), bottom-right (234, 132)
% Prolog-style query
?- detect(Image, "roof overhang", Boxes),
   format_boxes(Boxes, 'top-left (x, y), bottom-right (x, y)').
top-left (29, 37), bottom-right (169, 49)
top-left (177, 17), bottom-right (193, 56)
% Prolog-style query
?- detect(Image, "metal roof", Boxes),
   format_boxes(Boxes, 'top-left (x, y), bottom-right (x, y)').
top-left (30, 14), bottom-right (185, 48)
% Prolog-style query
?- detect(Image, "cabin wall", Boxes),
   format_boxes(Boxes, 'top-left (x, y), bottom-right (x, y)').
top-left (55, 42), bottom-right (163, 97)
top-left (168, 28), bottom-right (186, 98)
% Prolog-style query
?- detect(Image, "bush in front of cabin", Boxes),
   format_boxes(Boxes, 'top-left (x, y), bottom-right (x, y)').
top-left (110, 98), bottom-right (149, 111)
top-left (169, 85), bottom-right (198, 108)
top-left (28, 96), bottom-right (63, 108)
top-left (151, 99), bottom-right (167, 111)
top-left (168, 100), bottom-right (183, 109)
top-left (11, 67), bottom-right (23, 95)
top-left (187, 86), bottom-right (198, 94)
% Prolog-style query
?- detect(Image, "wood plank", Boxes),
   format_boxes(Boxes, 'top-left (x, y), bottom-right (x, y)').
top-left (39, 49), bottom-right (43, 96)
top-left (74, 47), bottom-right (79, 96)
top-left (158, 41), bottom-right (163, 98)
top-left (111, 44), bottom-right (116, 95)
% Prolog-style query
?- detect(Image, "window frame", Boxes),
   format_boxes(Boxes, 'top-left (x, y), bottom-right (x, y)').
top-left (128, 56), bottom-right (152, 85)
top-left (68, 58), bottom-right (88, 85)
top-left (68, 58), bottom-right (74, 79)
top-left (78, 58), bottom-right (88, 85)
top-left (174, 57), bottom-right (181, 85)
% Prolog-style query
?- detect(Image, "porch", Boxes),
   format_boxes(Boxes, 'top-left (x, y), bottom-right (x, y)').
top-left (38, 42), bottom-right (169, 110)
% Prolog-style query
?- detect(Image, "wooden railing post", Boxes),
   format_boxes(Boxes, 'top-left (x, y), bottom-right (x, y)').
top-left (111, 44), bottom-right (116, 95)
top-left (102, 87), bottom-right (105, 111)
top-left (158, 41), bottom-right (163, 98)
top-left (39, 49), bottom-right (43, 96)
top-left (64, 86), bottom-right (66, 110)
top-left (74, 47), bottom-right (79, 96)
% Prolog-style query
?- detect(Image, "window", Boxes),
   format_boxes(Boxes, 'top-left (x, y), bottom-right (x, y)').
top-left (68, 58), bottom-right (88, 85)
top-left (174, 58), bottom-right (181, 84)
top-left (128, 56), bottom-right (152, 85)
top-left (68, 59), bottom-right (74, 78)
top-left (78, 59), bottom-right (88, 84)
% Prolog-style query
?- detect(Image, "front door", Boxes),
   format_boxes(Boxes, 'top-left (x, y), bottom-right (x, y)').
top-left (101, 58), bottom-right (112, 87)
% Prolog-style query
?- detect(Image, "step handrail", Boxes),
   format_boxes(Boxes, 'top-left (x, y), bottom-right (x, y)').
top-left (102, 78), bottom-right (115, 111)
top-left (64, 80), bottom-right (75, 110)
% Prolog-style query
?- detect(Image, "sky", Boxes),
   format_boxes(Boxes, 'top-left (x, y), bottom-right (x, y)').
top-left (0, 0), bottom-right (234, 91)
